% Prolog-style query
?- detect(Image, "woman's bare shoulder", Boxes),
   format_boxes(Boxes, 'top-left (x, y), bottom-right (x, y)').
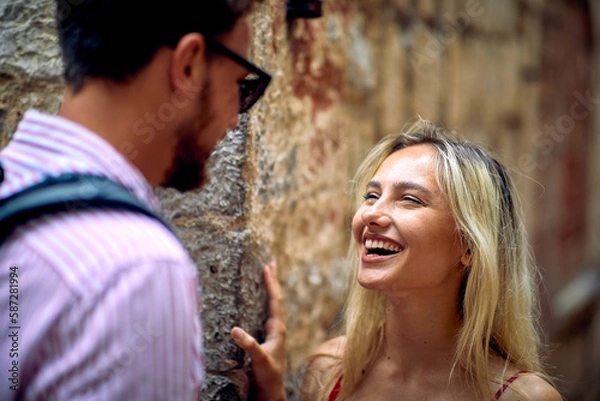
top-left (305, 336), bottom-right (345, 374)
top-left (501, 373), bottom-right (562, 401)
top-left (314, 336), bottom-right (346, 357)
top-left (300, 336), bottom-right (346, 401)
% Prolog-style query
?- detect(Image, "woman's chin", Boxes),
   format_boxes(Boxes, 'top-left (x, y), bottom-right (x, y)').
top-left (357, 271), bottom-right (386, 291)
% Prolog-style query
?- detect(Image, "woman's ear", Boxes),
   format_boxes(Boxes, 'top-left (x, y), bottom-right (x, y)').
top-left (461, 248), bottom-right (472, 267)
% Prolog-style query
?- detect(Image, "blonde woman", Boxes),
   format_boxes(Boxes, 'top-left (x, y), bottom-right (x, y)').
top-left (300, 120), bottom-right (562, 401)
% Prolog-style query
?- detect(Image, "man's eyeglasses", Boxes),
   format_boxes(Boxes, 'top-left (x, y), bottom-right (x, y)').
top-left (204, 36), bottom-right (272, 113)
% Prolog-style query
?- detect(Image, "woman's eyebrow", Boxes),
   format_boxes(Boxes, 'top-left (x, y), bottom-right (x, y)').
top-left (393, 181), bottom-right (432, 195)
top-left (366, 180), bottom-right (432, 196)
top-left (365, 180), bottom-right (382, 190)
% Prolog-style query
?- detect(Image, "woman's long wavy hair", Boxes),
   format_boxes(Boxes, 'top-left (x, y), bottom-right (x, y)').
top-left (322, 119), bottom-right (546, 400)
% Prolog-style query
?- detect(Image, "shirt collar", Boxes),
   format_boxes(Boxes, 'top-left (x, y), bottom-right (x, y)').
top-left (11, 109), bottom-right (161, 211)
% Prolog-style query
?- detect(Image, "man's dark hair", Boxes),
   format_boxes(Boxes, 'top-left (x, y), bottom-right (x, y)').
top-left (56, 0), bottom-right (255, 92)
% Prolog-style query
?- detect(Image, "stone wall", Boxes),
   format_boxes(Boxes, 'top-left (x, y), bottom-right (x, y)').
top-left (1, 0), bottom-right (599, 400)
top-left (0, 0), bottom-right (62, 149)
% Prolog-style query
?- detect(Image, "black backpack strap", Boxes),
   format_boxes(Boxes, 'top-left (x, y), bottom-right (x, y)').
top-left (0, 174), bottom-right (174, 243)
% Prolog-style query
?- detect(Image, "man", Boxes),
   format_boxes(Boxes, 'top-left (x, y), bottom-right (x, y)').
top-left (0, 1), bottom-right (284, 399)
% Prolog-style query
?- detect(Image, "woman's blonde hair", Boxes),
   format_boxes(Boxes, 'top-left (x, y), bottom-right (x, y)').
top-left (326, 119), bottom-right (545, 400)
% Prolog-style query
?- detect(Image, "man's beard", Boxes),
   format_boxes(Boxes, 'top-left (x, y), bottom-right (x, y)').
top-left (163, 81), bottom-right (214, 192)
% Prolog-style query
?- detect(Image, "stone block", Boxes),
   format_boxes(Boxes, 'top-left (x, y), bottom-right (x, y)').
top-left (178, 225), bottom-right (249, 368)
top-left (0, 0), bottom-right (62, 80)
top-left (158, 116), bottom-right (248, 219)
top-left (0, 0), bottom-right (64, 145)
top-left (178, 222), bottom-right (271, 377)
top-left (201, 374), bottom-right (243, 401)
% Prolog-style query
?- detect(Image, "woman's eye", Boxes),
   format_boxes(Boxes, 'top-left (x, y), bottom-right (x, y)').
top-left (363, 193), bottom-right (379, 201)
top-left (402, 196), bottom-right (423, 205)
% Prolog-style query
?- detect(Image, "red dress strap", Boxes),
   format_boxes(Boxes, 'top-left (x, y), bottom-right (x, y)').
top-left (494, 370), bottom-right (528, 400)
top-left (328, 376), bottom-right (342, 401)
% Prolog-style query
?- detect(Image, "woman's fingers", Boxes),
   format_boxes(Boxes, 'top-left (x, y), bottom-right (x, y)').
top-left (231, 327), bottom-right (264, 360)
top-left (263, 262), bottom-right (286, 342)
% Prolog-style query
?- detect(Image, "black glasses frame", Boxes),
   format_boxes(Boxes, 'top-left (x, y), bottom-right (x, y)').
top-left (204, 36), bottom-right (272, 113)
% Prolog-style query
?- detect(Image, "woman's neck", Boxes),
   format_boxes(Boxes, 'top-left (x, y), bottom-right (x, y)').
top-left (378, 287), bottom-right (463, 381)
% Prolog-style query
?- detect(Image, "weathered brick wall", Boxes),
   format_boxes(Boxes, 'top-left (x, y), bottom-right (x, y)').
top-left (1, 0), bottom-right (599, 400)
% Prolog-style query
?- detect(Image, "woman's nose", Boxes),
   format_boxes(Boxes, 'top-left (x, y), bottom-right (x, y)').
top-left (361, 202), bottom-right (392, 228)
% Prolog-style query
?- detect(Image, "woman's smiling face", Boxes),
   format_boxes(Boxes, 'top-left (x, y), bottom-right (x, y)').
top-left (352, 144), bottom-right (469, 294)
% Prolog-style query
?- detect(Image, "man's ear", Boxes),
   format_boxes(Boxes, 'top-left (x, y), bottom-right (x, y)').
top-left (169, 33), bottom-right (208, 99)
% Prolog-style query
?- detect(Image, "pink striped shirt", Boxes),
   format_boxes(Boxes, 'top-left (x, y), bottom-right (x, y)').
top-left (0, 110), bottom-right (204, 400)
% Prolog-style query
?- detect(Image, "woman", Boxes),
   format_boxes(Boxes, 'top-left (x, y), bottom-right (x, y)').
top-left (300, 119), bottom-right (562, 401)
